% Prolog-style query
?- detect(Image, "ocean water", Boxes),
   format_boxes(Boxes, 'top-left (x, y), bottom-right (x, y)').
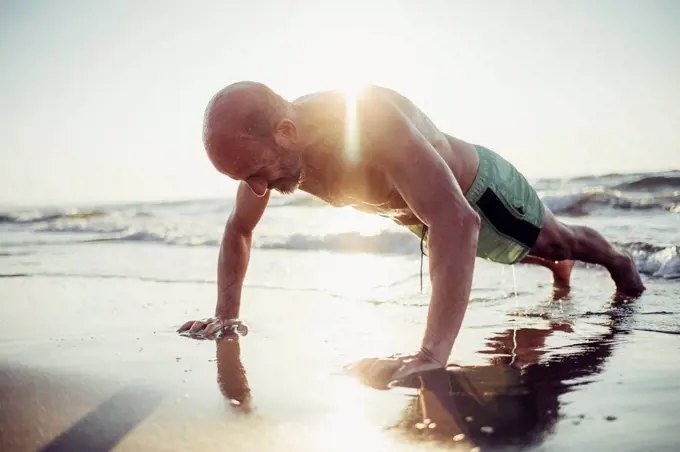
top-left (1, 170), bottom-right (679, 339)
top-left (2, 170), bottom-right (680, 451)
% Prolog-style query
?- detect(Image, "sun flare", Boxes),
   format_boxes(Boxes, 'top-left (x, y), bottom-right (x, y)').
top-left (311, 378), bottom-right (391, 451)
top-left (320, 206), bottom-right (386, 236)
top-left (343, 84), bottom-right (362, 164)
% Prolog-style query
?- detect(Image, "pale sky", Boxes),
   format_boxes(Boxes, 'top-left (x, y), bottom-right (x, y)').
top-left (1, 0), bottom-right (679, 205)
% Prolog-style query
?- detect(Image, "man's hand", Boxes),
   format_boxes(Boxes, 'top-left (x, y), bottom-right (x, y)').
top-left (345, 349), bottom-right (445, 390)
top-left (177, 317), bottom-right (248, 340)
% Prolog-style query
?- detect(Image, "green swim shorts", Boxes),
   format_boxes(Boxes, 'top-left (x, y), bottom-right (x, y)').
top-left (408, 144), bottom-right (545, 265)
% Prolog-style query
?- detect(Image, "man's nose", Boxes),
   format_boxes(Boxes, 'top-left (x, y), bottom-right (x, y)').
top-left (246, 177), bottom-right (268, 197)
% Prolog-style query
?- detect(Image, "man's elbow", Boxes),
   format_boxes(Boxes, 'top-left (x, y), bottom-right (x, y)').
top-left (440, 206), bottom-right (480, 229)
top-left (461, 208), bottom-right (481, 231)
top-left (430, 207), bottom-right (480, 240)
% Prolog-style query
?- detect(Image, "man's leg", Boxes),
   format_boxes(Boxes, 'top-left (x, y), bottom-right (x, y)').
top-left (527, 208), bottom-right (645, 296)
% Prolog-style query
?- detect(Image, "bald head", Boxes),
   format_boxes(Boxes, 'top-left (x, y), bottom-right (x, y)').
top-left (201, 81), bottom-right (304, 196)
top-left (203, 81), bottom-right (290, 155)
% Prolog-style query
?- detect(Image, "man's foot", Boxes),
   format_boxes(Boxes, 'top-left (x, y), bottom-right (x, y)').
top-left (551, 285), bottom-right (571, 301)
top-left (519, 256), bottom-right (575, 289)
top-left (610, 252), bottom-right (646, 297)
top-left (551, 260), bottom-right (575, 289)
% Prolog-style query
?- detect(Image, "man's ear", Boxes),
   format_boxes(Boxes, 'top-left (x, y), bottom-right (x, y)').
top-left (274, 118), bottom-right (298, 145)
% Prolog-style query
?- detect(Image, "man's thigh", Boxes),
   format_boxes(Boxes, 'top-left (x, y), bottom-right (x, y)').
top-left (529, 208), bottom-right (574, 261)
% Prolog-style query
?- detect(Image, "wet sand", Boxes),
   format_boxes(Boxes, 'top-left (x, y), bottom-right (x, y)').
top-left (2, 273), bottom-right (680, 452)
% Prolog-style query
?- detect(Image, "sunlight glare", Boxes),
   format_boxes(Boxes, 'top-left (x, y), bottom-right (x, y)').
top-left (312, 378), bottom-right (392, 451)
top-left (342, 82), bottom-right (363, 164)
top-left (320, 206), bottom-right (387, 236)
top-left (301, 245), bottom-right (410, 302)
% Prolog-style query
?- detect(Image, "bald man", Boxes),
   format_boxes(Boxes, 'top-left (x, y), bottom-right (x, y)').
top-left (178, 82), bottom-right (644, 384)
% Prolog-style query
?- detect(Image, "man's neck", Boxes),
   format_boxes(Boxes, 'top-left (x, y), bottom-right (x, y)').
top-left (293, 102), bottom-right (349, 200)
top-left (298, 143), bottom-right (338, 199)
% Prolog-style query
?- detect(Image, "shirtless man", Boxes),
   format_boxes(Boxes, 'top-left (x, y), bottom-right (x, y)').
top-left (178, 81), bottom-right (645, 384)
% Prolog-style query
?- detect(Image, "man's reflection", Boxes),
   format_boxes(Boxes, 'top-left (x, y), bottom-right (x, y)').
top-left (211, 302), bottom-right (633, 449)
top-left (215, 334), bottom-right (252, 413)
top-left (389, 308), bottom-right (630, 449)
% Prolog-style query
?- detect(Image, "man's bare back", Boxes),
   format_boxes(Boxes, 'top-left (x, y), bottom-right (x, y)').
top-left (178, 81), bottom-right (644, 389)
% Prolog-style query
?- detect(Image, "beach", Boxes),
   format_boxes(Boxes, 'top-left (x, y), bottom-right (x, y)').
top-left (1, 171), bottom-right (680, 451)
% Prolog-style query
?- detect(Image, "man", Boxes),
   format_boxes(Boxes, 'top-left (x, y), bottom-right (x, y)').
top-left (178, 81), bottom-right (644, 385)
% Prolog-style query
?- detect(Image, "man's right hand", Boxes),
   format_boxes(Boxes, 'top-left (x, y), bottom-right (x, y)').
top-left (177, 317), bottom-right (248, 339)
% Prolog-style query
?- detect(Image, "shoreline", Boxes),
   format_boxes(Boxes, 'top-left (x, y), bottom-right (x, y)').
top-left (2, 274), bottom-right (680, 451)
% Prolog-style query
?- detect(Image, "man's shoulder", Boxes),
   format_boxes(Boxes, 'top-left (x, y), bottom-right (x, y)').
top-left (291, 84), bottom-right (412, 105)
top-left (291, 85), bottom-right (426, 134)
top-left (292, 89), bottom-right (344, 106)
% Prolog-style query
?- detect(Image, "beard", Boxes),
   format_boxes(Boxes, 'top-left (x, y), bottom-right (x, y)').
top-left (268, 174), bottom-right (301, 195)
top-left (268, 150), bottom-right (304, 195)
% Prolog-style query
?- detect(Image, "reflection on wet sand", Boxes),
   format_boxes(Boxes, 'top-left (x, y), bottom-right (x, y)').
top-left (389, 308), bottom-right (631, 449)
top-left (211, 303), bottom-right (636, 450)
top-left (215, 335), bottom-right (253, 413)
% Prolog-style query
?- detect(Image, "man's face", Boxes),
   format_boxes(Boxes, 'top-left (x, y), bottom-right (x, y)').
top-left (213, 134), bottom-right (303, 197)
top-left (264, 138), bottom-right (304, 195)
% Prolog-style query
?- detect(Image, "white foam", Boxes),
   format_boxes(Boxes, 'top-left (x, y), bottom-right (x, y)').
top-left (36, 222), bottom-right (128, 234)
top-left (634, 246), bottom-right (680, 279)
top-left (118, 230), bottom-right (220, 247)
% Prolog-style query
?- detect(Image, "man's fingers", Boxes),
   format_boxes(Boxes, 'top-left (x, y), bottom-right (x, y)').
top-left (390, 361), bottom-right (417, 382)
top-left (189, 321), bottom-right (208, 334)
top-left (346, 353), bottom-right (445, 390)
top-left (391, 358), bottom-right (445, 384)
top-left (203, 321), bottom-right (223, 337)
top-left (345, 358), bottom-right (405, 389)
top-left (178, 318), bottom-right (247, 339)
top-left (177, 320), bottom-right (195, 332)
top-left (368, 360), bottom-right (403, 381)
top-left (363, 360), bottom-right (404, 390)
top-left (345, 358), bottom-right (378, 377)
top-left (221, 319), bottom-right (244, 330)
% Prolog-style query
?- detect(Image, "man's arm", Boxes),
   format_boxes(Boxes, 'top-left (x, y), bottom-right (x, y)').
top-left (359, 93), bottom-right (481, 365)
top-left (178, 181), bottom-right (270, 336)
top-left (216, 181), bottom-right (270, 319)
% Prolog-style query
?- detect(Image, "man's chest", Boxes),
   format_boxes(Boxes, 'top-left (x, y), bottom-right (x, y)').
top-left (305, 159), bottom-right (419, 225)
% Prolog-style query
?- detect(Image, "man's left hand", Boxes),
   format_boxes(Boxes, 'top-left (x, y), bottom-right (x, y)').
top-left (345, 351), bottom-right (445, 389)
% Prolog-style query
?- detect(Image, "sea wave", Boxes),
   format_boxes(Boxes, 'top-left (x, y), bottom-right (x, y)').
top-left (612, 175), bottom-right (680, 192)
top-left (541, 189), bottom-right (680, 216)
top-left (81, 230), bottom-right (219, 247)
top-left (619, 242), bottom-right (680, 279)
top-left (534, 170), bottom-right (680, 187)
top-left (36, 223), bottom-right (129, 234)
top-left (111, 231), bottom-right (220, 247)
top-left (3, 225), bottom-right (422, 254)
top-left (5, 216), bottom-right (679, 279)
top-left (4, 171), bottom-right (680, 226)
top-left (265, 193), bottom-right (326, 208)
top-left (3, 222), bottom-right (220, 248)
top-left (258, 231), bottom-right (421, 255)
top-left (257, 234), bottom-right (680, 278)
top-left (0, 209), bottom-right (108, 224)
top-left (0, 208), bottom-right (153, 225)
